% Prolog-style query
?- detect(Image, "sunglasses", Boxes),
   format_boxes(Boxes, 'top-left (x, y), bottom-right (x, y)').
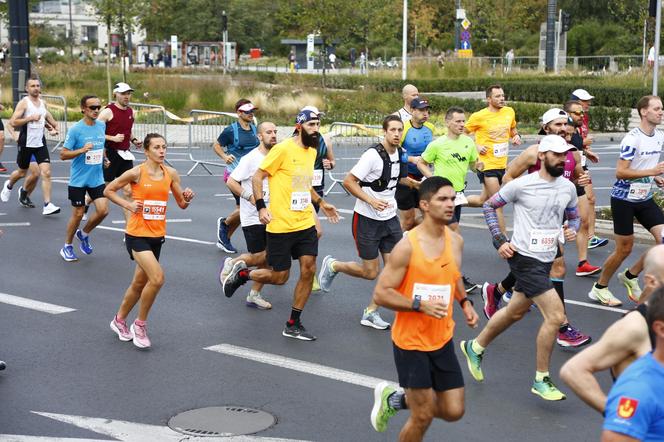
top-left (570, 111), bottom-right (584, 116)
top-left (87, 105), bottom-right (101, 111)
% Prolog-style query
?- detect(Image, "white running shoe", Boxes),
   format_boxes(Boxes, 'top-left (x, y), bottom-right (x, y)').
top-left (42, 202), bottom-right (61, 215)
top-left (1, 180), bottom-right (11, 202)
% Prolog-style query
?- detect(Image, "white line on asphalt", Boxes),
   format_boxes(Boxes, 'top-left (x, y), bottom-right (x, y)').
top-left (96, 225), bottom-right (216, 245)
top-left (0, 293), bottom-right (76, 314)
top-left (318, 216), bottom-right (346, 220)
top-left (110, 218), bottom-right (192, 224)
top-left (337, 208), bottom-right (354, 214)
top-left (205, 343), bottom-right (397, 390)
top-left (0, 212), bottom-right (6, 215)
top-left (0, 222), bottom-right (30, 227)
top-left (564, 299), bottom-right (627, 314)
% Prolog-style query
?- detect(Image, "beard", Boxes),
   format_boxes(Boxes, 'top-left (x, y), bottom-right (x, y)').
top-left (301, 130), bottom-right (320, 149)
top-left (545, 161), bottom-right (565, 177)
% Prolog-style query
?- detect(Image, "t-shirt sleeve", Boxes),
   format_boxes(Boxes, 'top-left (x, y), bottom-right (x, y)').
top-left (259, 143), bottom-right (285, 177)
top-left (603, 380), bottom-right (654, 440)
top-left (217, 125), bottom-right (234, 148)
top-left (619, 132), bottom-right (639, 161)
top-left (465, 112), bottom-right (480, 133)
top-left (230, 153), bottom-right (251, 182)
top-left (496, 178), bottom-right (519, 203)
top-left (63, 124), bottom-right (78, 150)
top-left (510, 108), bottom-right (517, 130)
top-left (467, 137), bottom-right (478, 162)
top-left (350, 149), bottom-right (381, 181)
top-left (420, 141), bottom-right (438, 164)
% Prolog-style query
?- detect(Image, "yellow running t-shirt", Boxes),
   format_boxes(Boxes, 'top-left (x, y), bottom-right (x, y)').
top-left (465, 106), bottom-right (517, 171)
top-left (259, 137), bottom-right (317, 234)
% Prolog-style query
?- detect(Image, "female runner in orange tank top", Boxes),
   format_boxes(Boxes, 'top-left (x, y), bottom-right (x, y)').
top-left (104, 133), bottom-right (195, 349)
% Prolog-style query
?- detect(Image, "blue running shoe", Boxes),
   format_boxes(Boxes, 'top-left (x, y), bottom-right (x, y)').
top-left (60, 244), bottom-right (78, 262)
top-left (76, 229), bottom-right (93, 255)
top-left (588, 236), bottom-right (609, 249)
top-left (216, 216), bottom-right (237, 253)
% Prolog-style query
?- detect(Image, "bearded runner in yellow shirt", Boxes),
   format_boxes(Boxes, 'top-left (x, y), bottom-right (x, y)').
top-left (465, 85), bottom-right (521, 233)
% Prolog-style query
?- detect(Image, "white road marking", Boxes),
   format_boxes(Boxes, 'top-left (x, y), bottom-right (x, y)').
top-left (0, 293), bottom-right (76, 315)
top-left (0, 411), bottom-right (307, 441)
top-left (110, 218), bottom-right (191, 224)
top-left (336, 208), bottom-right (354, 214)
top-left (318, 216), bottom-right (346, 220)
top-left (205, 343), bottom-right (397, 390)
top-left (96, 225), bottom-right (216, 245)
top-left (0, 222), bottom-right (30, 227)
top-left (564, 299), bottom-right (627, 314)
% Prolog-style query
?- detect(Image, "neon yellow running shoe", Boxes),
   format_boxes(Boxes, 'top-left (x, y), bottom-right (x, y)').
top-left (312, 274), bottom-right (321, 292)
top-left (617, 269), bottom-right (642, 303)
top-left (370, 381), bottom-right (398, 432)
top-left (460, 340), bottom-right (484, 382)
top-left (531, 376), bottom-right (566, 401)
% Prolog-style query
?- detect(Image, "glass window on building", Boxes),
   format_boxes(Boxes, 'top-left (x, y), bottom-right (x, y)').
top-left (82, 25), bottom-right (98, 44)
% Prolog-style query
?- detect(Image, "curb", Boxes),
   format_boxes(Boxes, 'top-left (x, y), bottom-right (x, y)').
top-left (593, 219), bottom-right (657, 246)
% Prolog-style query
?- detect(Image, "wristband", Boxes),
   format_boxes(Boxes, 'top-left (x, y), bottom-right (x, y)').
top-left (459, 298), bottom-right (474, 307)
top-left (241, 189), bottom-right (252, 201)
top-left (255, 198), bottom-right (266, 211)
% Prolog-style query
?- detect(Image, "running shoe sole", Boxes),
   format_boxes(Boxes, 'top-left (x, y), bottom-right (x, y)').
top-left (530, 387), bottom-right (566, 401)
top-left (360, 318), bottom-right (390, 330)
top-left (588, 290), bottom-right (622, 307)
top-left (575, 267), bottom-right (601, 277)
top-left (59, 248), bottom-right (78, 262)
top-left (110, 320), bottom-right (132, 342)
top-left (222, 260), bottom-right (247, 298)
top-left (556, 336), bottom-right (592, 348)
top-left (282, 328), bottom-right (316, 341)
top-left (246, 300), bottom-right (272, 310)
top-left (216, 241), bottom-right (237, 254)
top-left (130, 324), bottom-right (151, 349)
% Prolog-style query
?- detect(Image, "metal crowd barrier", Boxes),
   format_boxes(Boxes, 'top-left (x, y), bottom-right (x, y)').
top-left (19, 93), bottom-right (68, 152)
top-left (187, 109), bottom-right (238, 175)
top-left (324, 122), bottom-right (382, 195)
top-left (128, 102), bottom-right (168, 149)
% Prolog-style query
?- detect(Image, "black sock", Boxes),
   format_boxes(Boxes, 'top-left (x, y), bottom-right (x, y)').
top-left (559, 323), bottom-right (569, 333)
top-left (595, 283), bottom-right (608, 289)
top-left (388, 391), bottom-right (408, 410)
top-left (84, 204), bottom-right (90, 214)
top-left (578, 260), bottom-right (586, 267)
top-left (501, 272), bottom-right (516, 292)
top-left (288, 308), bottom-right (302, 325)
top-left (495, 284), bottom-right (505, 296)
top-left (625, 270), bottom-right (638, 279)
top-left (6, 182), bottom-right (12, 190)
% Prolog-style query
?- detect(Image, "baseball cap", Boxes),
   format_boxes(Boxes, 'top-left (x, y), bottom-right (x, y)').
top-left (571, 88), bottom-right (594, 101)
top-left (410, 97), bottom-right (430, 109)
top-left (300, 105), bottom-right (325, 117)
top-left (541, 108), bottom-right (568, 126)
top-left (237, 102), bottom-right (258, 113)
top-left (295, 109), bottom-right (320, 124)
top-left (113, 82), bottom-right (134, 94)
top-left (538, 134), bottom-right (571, 153)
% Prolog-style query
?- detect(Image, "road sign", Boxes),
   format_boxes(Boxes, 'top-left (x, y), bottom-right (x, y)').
top-left (461, 30), bottom-right (471, 41)
top-left (458, 49), bottom-right (473, 58)
top-left (462, 18), bottom-right (471, 30)
top-left (461, 41), bottom-right (471, 50)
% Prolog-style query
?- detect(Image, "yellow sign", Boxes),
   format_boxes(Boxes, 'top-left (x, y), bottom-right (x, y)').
top-left (458, 49), bottom-right (473, 58)
top-left (462, 18), bottom-right (471, 30)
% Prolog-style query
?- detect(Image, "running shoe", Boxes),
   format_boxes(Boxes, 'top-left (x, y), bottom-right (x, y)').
top-left (463, 275), bottom-right (480, 293)
top-left (0, 162), bottom-right (6, 172)
top-left (110, 316), bottom-right (132, 341)
top-left (0, 360), bottom-right (5, 370)
top-left (222, 260), bottom-right (248, 298)
top-left (18, 186), bottom-right (35, 208)
top-left (370, 381), bottom-right (398, 432)
top-left (588, 285), bottom-right (622, 307)
top-left (360, 309), bottom-right (391, 330)
top-left (557, 324), bottom-right (592, 348)
top-left (130, 322), bottom-right (151, 348)
top-left (531, 376), bottom-right (566, 401)
top-left (246, 291), bottom-right (272, 310)
top-left (0, 179), bottom-right (11, 202)
top-left (282, 321), bottom-right (316, 341)
top-left (219, 257), bottom-right (233, 284)
top-left (502, 290), bottom-right (513, 304)
top-left (459, 340), bottom-right (484, 382)
top-left (216, 216), bottom-right (237, 253)
top-left (481, 282), bottom-right (501, 319)
top-left (42, 202), bottom-right (60, 215)
top-left (82, 204), bottom-right (89, 221)
top-left (60, 245), bottom-right (78, 262)
top-left (575, 261), bottom-right (601, 277)
top-left (312, 274), bottom-right (321, 292)
top-left (318, 255), bottom-right (338, 292)
top-left (588, 236), bottom-right (609, 249)
top-left (76, 229), bottom-right (93, 255)
top-left (618, 269), bottom-right (642, 303)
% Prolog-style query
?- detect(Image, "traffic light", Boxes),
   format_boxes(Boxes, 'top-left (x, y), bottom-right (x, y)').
top-left (561, 12), bottom-right (572, 32)
top-left (222, 11), bottom-right (228, 32)
top-left (650, 0), bottom-right (658, 18)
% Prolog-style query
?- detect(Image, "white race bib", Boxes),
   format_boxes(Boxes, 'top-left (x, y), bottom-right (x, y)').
top-left (493, 142), bottom-right (509, 158)
top-left (375, 201), bottom-right (397, 219)
top-left (142, 199), bottom-right (167, 220)
top-left (454, 191), bottom-right (468, 207)
top-left (528, 229), bottom-right (560, 253)
top-left (312, 169), bottom-right (323, 186)
top-left (413, 283), bottom-right (451, 306)
top-left (580, 152), bottom-right (587, 167)
top-left (290, 191), bottom-right (311, 211)
top-left (117, 150), bottom-right (136, 161)
top-left (627, 182), bottom-right (651, 201)
top-left (85, 150), bottom-right (103, 165)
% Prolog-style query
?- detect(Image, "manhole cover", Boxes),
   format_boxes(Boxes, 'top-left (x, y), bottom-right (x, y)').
top-left (169, 406), bottom-right (276, 437)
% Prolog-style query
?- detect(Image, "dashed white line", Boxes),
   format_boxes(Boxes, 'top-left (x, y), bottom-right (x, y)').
top-left (0, 222), bottom-right (30, 227)
top-left (0, 292), bottom-right (76, 315)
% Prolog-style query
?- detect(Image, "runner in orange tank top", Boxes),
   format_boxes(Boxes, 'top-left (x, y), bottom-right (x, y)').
top-left (104, 133), bottom-right (195, 349)
top-left (370, 176), bottom-right (479, 440)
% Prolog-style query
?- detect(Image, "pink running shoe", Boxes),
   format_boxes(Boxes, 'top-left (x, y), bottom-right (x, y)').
top-left (481, 282), bottom-right (500, 319)
top-left (556, 324), bottom-right (591, 348)
top-left (110, 316), bottom-right (132, 341)
top-left (130, 322), bottom-right (151, 349)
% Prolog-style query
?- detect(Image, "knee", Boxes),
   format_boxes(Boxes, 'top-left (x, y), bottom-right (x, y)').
top-left (96, 205), bottom-right (109, 218)
top-left (301, 262), bottom-right (316, 279)
top-left (149, 271), bottom-right (165, 287)
top-left (363, 268), bottom-right (379, 280)
top-left (616, 242), bottom-right (634, 257)
top-left (547, 309), bottom-right (566, 327)
top-left (410, 408), bottom-right (434, 428)
top-left (440, 404), bottom-right (464, 422)
top-left (272, 271), bottom-right (289, 285)
top-left (41, 168), bottom-right (51, 180)
top-left (15, 169), bottom-right (27, 178)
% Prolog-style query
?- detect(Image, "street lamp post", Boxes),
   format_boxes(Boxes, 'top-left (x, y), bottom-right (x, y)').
top-left (401, 0), bottom-right (407, 80)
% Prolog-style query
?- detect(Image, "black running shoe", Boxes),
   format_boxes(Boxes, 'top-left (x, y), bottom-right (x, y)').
top-left (18, 187), bottom-right (35, 208)
top-left (282, 321), bottom-right (317, 341)
top-left (463, 276), bottom-right (479, 293)
top-left (0, 360), bottom-right (5, 370)
top-left (222, 260), bottom-right (248, 298)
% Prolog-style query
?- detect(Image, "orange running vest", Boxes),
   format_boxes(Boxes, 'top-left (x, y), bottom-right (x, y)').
top-left (126, 163), bottom-right (172, 238)
top-left (391, 226), bottom-right (461, 351)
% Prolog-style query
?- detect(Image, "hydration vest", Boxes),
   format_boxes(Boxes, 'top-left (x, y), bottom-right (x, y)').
top-left (359, 143), bottom-right (408, 192)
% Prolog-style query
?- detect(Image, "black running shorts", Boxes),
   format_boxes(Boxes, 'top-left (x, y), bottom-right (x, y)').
top-left (477, 169), bottom-right (505, 185)
top-left (266, 226), bottom-right (318, 271)
top-left (351, 212), bottom-right (402, 260)
top-left (507, 252), bottom-right (554, 298)
top-left (103, 147), bottom-right (134, 182)
top-left (395, 183), bottom-right (420, 211)
top-left (611, 197), bottom-right (664, 236)
top-left (393, 339), bottom-right (464, 391)
top-left (68, 184), bottom-right (105, 207)
top-left (242, 224), bottom-right (267, 254)
top-left (125, 235), bottom-right (165, 261)
top-left (16, 144), bottom-right (49, 169)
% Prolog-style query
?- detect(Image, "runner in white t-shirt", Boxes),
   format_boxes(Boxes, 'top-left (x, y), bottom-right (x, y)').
top-left (318, 115), bottom-right (408, 329)
top-left (220, 122), bottom-right (278, 310)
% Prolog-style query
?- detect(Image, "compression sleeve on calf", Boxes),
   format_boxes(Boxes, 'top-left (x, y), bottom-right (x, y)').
top-left (565, 206), bottom-right (581, 232)
top-left (483, 193), bottom-right (509, 249)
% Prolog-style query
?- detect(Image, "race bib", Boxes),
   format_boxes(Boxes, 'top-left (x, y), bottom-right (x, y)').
top-left (375, 201), bottom-right (396, 219)
top-left (142, 199), bottom-right (167, 220)
top-left (290, 191), bottom-right (311, 211)
top-left (493, 142), bottom-right (509, 158)
top-left (413, 283), bottom-right (451, 306)
top-left (85, 150), bottom-right (103, 165)
top-left (580, 152), bottom-right (587, 167)
top-left (528, 229), bottom-right (559, 253)
top-left (627, 182), bottom-right (651, 201)
top-left (312, 169), bottom-right (324, 186)
top-left (454, 191), bottom-right (468, 207)
top-left (117, 150), bottom-right (136, 161)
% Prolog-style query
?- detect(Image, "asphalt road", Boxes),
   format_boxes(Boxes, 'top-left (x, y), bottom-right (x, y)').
top-left (0, 141), bottom-right (657, 441)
